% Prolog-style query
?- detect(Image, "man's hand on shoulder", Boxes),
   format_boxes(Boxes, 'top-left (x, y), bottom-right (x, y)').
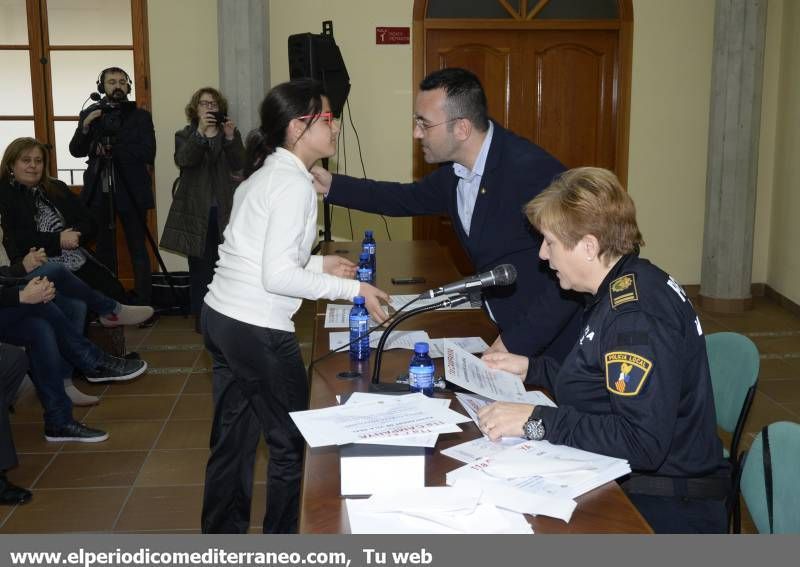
top-left (310, 165), bottom-right (332, 196)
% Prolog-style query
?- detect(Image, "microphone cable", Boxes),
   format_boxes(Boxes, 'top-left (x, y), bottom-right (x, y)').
top-left (308, 294), bottom-right (423, 366)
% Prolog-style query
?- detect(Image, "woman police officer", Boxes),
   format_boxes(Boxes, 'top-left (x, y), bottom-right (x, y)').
top-left (478, 167), bottom-right (730, 533)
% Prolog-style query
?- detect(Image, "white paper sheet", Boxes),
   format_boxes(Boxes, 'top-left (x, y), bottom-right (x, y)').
top-left (345, 486), bottom-right (533, 534)
top-left (328, 330), bottom-right (430, 352)
top-left (324, 303), bottom-right (390, 328)
top-left (444, 341), bottom-right (527, 401)
top-left (428, 337), bottom-right (489, 358)
top-left (440, 435), bottom-right (526, 464)
top-left (290, 393), bottom-right (466, 447)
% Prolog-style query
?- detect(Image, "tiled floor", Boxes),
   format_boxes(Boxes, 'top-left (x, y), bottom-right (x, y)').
top-left (2, 296), bottom-right (798, 533)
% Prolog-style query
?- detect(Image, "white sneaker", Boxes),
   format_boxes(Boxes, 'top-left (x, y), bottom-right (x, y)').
top-left (63, 381), bottom-right (100, 406)
top-left (100, 305), bottom-right (155, 327)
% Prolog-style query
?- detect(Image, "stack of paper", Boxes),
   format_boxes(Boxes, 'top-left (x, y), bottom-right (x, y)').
top-left (446, 440), bottom-right (631, 521)
top-left (345, 484), bottom-right (533, 534)
top-left (324, 303), bottom-right (390, 328)
top-left (290, 392), bottom-right (470, 448)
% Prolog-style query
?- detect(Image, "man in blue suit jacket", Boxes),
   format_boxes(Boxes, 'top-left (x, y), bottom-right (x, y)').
top-left (312, 68), bottom-right (581, 360)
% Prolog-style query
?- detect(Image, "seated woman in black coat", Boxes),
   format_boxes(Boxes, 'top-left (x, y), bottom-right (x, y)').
top-left (0, 137), bottom-right (133, 303)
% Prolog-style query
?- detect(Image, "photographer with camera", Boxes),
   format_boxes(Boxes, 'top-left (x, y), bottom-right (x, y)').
top-left (69, 67), bottom-right (156, 309)
top-left (160, 87), bottom-right (245, 332)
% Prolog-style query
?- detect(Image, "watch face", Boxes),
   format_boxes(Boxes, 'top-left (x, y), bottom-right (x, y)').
top-left (525, 419), bottom-right (545, 441)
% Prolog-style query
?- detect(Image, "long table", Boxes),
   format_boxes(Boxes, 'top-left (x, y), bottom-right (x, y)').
top-left (300, 240), bottom-right (651, 533)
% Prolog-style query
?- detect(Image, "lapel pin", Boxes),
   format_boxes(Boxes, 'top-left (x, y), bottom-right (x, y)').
top-left (480, 187), bottom-right (487, 195)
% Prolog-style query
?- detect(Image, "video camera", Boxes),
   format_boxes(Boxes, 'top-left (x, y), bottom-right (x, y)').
top-left (85, 93), bottom-right (135, 138)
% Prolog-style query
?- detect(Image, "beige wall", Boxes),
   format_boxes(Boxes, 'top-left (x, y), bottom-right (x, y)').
top-left (269, 0), bottom-right (414, 243)
top-left (767, 0), bottom-right (800, 305)
top-left (144, 0), bottom-right (799, 302)
top-left (148, 0), bottom-right (220, 271)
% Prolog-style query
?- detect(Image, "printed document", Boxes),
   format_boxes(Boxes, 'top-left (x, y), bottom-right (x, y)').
top-left (443, 341), bottom-right (526, 401)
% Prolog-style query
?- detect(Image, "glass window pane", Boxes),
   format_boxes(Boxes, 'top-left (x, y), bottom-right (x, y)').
top-left (537, 0), bottom-right (618, 19)
top-left (54, 121), bottom-right (86, 185)
top-left (0, 51), bottom-right (34, 115)
top-left (0, 121), bottom-right (36, 161)
top-left (427, 0), bottom-right (512, 19)
top-left (0, 0), bottom-right (29, 44)
top-left (47, 0), bottom-right (132, 45)
top-left (49, 50), bottom-right (135, 116)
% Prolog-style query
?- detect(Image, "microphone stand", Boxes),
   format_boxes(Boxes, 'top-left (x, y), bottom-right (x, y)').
top-left (369, 294), bottom-right (470, 392)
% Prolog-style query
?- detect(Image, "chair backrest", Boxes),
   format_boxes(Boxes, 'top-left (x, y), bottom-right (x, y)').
top-left (706, 332), bottom-right (759, 455)
top-left (739, 421), bottom-right (800, 534)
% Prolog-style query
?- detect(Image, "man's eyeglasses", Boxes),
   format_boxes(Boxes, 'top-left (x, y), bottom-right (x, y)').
top-left (298, 111), bottom-right (335, 125)
top-left (413, 116), bottom-right (460, 131)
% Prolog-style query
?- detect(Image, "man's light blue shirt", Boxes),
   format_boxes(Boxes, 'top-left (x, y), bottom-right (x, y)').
top-left (452, 122), bottom-right (493, 236)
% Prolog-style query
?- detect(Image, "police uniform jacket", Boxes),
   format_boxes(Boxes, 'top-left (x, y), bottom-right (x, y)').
top-left (526, 253), bottom-right (727, 478)
top-left (325, 121), bottom-right (582, 361)
top-left (69, 101), bottom-right (156, 213)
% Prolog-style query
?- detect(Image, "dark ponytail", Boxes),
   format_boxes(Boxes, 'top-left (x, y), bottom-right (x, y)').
top-left (244, 79), bottom-right (326, 178)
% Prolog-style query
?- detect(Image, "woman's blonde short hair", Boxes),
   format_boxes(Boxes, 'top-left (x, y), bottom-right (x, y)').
top-left (525, 167), bottom-right (644, 260)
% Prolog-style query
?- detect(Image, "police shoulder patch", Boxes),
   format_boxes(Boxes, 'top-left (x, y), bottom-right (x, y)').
top-left (604, 351), bottom-right (653, 397)
top-left (609, 273), bottom-right (639, 309)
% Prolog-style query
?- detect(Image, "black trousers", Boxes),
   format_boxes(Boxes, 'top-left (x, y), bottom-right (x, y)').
top-left (0, 344), bottom-right (28, 471)
top-left (187, 208), bottom-right (220, 317)
top-left (90, 193), bottom-right (152, 304)
top-left (628, 493), bottom-right (728, 533)
top-left (200, 305), bottom-right (309, 534)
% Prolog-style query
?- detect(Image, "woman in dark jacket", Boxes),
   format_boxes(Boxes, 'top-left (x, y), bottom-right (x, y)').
top-left (0, 137), bottom-right (127, 303)
top-left (160, 87), bottom-right (245, 329)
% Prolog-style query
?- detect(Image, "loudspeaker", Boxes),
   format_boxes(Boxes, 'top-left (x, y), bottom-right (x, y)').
top-left (288, 23), bottom-right (350, 117)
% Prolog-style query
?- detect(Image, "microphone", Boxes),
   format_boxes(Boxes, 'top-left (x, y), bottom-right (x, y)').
top-left (89, 92), bottom-right (102, 101)
top-left (423, 264), bottom-right (517, 299)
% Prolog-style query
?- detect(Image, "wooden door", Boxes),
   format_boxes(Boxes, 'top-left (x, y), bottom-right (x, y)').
top-left (412, 1), bottom-right (632, 275)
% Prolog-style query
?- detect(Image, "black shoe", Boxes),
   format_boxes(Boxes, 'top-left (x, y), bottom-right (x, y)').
top-left (44, 421), bottom-right (109, 443)
top-left (84, 355), bottom-right (147, 383)
top-left (0, 473), bottom-right (32, 505)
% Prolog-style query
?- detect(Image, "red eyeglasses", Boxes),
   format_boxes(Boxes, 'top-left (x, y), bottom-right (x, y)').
top-left (298, 112), bottom-right (335, 124)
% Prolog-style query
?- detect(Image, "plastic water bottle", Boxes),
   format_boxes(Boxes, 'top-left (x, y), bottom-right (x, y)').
top-left (356, 252), bottom-right (373, 283)
top-left (349, 296), bottom-right (370, 360)
top-left (408, 342), bottom-right (435, 396)
top-left (362, 229), bottom-right (376, 275)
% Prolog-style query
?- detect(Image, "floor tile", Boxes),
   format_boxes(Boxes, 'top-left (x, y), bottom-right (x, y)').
top-left (778, 402), bottom-right (800, 419)
top-left (142, 331), bottom-right (204, 346)
top-left (758, 379), bottom-right (800, 405)
top-left (757, 358), bottom-right (797, 381)
top-left (135, 449), bottom-right (208, 487)
top-left (61, 421), bottom-right (164, 453)
top-left (152, 316), bottom-right (195, 331)
top-left (114, 485), bottom-right (203, 532)
top-left (250, 482), bottom-right (266, 529)
top-left (0, 488), bottom-right (128, 533)
top-left (183, 372), bottom-right (212, 394)
top-left (83, 395), bottom-right (177, 421)
top-left (35, 451), bottom-right (148, 489)
top-left (11, 422), bottom-right (63, 453)
top-left (140, 349), bottom-right (200, 370)
top-left (156, 420), bottom-right (211, 450)
top-left (195, 350), bottom-right (212, 370)
top-left (6, 453), bottom-right (55, 490)
top-left (171, 394), bottom-right (213, 420)
top-left (103, 373), bottom-right (187, 396)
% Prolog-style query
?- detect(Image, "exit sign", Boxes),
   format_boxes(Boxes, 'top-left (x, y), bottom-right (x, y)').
top-left (376, 27), bottom-right (410, 45)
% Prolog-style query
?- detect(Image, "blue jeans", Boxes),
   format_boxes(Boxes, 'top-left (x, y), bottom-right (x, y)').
top-left (0, 302), bottom-right (105, 427)
top-left (28, 262), bottom-right (117, 317)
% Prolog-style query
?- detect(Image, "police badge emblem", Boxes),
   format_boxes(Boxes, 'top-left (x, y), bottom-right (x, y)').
top-left (605, 351), bottom-right (653, 396)
top-left (609, 274), bottom-right (639, 309)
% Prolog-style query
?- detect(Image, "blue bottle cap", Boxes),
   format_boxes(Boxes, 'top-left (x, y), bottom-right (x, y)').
top-left (353, 296), bottom-right (365, 305)
top-left (359, 252), bottom-right (369, 261)
top-left (413, 342), bottom-right (429, 354)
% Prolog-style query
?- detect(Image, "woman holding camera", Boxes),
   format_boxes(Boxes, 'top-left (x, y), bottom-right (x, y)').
top-left (160, 88), bottom-right (245, 331)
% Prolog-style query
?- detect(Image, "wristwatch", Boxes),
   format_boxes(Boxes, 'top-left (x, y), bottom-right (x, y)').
top-left (523, 408), bottom-right (545, 441)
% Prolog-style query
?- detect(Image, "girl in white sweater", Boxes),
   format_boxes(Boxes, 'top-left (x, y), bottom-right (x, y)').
top-left (200, 80), bottom-right (388, 533)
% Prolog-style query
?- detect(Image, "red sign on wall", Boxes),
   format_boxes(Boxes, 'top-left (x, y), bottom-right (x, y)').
top-left (376, 27), bottom-right (410, 45)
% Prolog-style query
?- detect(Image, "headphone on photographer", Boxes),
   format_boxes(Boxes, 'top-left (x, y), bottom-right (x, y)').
top-left (96, 67), bottom-right (132, 95)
